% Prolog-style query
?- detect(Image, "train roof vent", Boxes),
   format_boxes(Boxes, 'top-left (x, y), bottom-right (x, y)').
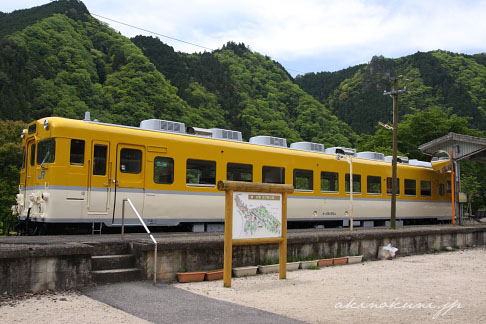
top-left (384, 156), bottom-right (409, 164)
top-left (408, 159), bottom-right (432, 168)
top-left (356, 151), bottom-right (385, 161)
top-left (210, 128), bottom-right (243, 141)
top-left (140, 119), bottom-right (186, 134)
top-left (324, 147), bottom-right (356, 156)
top-left (249, 135), bottom-right (287, 148)
top-left (290, 141), bottom-right (325, 153)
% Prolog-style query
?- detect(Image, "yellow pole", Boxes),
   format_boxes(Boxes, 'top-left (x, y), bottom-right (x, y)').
top-left (279, 192), bottom-right (288, 279)
top-left (223, 189), bottom-right (233, 288)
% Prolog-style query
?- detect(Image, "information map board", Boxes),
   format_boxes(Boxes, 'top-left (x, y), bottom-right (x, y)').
top-left (232, 192), bottom-right (282, 240)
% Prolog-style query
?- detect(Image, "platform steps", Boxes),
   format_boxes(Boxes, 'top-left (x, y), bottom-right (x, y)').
top-left (88, 242), bottom-right (141, 285)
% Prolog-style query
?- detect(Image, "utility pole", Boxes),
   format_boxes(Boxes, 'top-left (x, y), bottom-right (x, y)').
top-left (383, 74), bottom-right (406, 229)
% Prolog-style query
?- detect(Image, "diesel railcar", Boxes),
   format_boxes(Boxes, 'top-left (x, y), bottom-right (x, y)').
top-left (13, 115), bottom-right (452, 234)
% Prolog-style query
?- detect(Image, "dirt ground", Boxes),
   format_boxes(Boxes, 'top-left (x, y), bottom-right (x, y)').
top-left (177, 248), bottom-right (486, 324)
top-left (1, 248), bottom-right (485, 324)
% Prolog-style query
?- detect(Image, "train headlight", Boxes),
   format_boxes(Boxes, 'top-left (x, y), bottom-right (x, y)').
top-left (41, 193), bottom-right (50, 201)
top-left (43, 119), bottom-right (49, 130)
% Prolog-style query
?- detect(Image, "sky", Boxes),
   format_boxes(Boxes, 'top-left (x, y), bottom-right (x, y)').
top-left (2, 0), bottom-right (486, 76)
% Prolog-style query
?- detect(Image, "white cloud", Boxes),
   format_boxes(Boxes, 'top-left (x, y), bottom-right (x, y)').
top-left (2, 0), bottom-right (486, 74)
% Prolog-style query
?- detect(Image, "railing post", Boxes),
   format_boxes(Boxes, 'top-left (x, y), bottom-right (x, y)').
top-left (121, 198), bottom-right (126, 240)
top-left (153, 239), bottom-right (158, 285)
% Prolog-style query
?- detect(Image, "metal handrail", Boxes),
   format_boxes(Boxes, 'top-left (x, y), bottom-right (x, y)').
top-left (121, 198), bottom-right (158, 285)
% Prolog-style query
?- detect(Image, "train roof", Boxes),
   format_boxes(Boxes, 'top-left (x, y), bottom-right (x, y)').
top-left (26, 115), bottom-right (435, 169)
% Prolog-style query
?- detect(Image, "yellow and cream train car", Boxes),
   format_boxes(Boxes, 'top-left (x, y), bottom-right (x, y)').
top-left (13, 116), bottom-right (452, 233)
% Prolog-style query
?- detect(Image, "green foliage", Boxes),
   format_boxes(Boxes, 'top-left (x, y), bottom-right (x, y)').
top-left (0, 120), bottom-right (26, 234)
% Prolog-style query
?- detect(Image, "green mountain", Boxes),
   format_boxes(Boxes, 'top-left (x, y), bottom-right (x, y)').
top-left (132, 36), bottom-right (354, 146)
top-left (296, 52), bottom-right (486, 134)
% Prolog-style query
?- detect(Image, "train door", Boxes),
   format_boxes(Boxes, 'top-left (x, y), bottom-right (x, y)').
top-left (113, 144), bottom-right (145, 223)
top-left (22, 139), bottom-right (36, 212)
top-left (88, 141), bottom-right (111, 213)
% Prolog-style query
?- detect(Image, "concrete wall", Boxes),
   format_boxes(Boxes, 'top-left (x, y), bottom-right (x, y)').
top-left (141, 226), bottom-right (486, 281)
top-left (1, 225), bottom-right (485, 293)
top-left (0, 243), bottom-right (92, 294)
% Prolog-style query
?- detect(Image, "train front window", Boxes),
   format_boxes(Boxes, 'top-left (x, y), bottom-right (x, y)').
top-left (367, 176), bottom-right (381, 194)
top-left (30, 143), bottom-right (36, 166)
top-left (262, 166), bottom-right (285, 184)
top-left (93, 145), bottom-right (107, 175)
top-left (227, 163), bottom-right (252, 182)
top-left (421, 181), bottom-right (432, 197)
top-left (321, 171), bottom-right (338, 192)
top-left (154, 157), bottom-right (174, 184)
top-left (186, 159), bottom-right (216, 185)
top-left (345, 174), bottom-right (361, 193)
top-left (120, 149), bottom-right (142, 174)
top-left (70, 140), bottom-right (85, 165)
top-left (386, 177), bottom-right (400, 195)
top-left (37, 139), bottom-right (55, 165)
top-left (294, 169), bottom-right (313, 191)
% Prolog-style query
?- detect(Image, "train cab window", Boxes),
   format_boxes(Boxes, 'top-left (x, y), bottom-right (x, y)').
top-left (262, 166), bottom-right (285, 184)
top-left (345, 174), bottom-right (361, 193)
top-left (439, 184), bottom-right (446, 196)
top-left (187, 159), bottom-right (216, 185)
top-left (421, 181), bottom-right (432, 196)
top-left (93, 145), bottom-right (107, 175)
top-left (367, 176), bottom-right (381, 194)
top-left (70, 140), bottom-right (85, 165)
top-left (154, 157), bottom-right (174, 184)
top-left (321, 172), bottom-right (338, 192)
top-left (37, 139), bottom-right (55, 165)
top-left (227, 163), bottom-right (252, 182)
top-left (21, 148), bottom-right (26, 169)
top-left (30, 143), bottom-right (36, 166)
top-left (120, 149), bottom-right (142, 174)
top-left (447, 181), bottom-right (452, 194)
top-left (405, 179), bottom-right (416, 196)
top-left (386, 177), bottom-right (400, 195)
top-left (294, 169), bottom-right (313, 191)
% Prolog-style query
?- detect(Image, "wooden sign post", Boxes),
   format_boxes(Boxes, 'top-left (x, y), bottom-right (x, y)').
top-left (218, 180), bottom-right (294, 288)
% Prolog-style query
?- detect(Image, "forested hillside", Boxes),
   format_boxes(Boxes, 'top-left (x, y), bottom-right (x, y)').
top-left (132, 37), bottom-right (355, 146)
top-left (296, 52), bottom-right (486, 135)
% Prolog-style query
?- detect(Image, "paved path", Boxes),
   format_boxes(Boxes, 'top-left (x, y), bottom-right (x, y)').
top-left (83, 281), bottom-right (307, 324)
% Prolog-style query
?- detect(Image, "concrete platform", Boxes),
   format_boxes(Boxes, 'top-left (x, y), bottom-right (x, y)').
top-left (1, 225), bottom-right (486, 294)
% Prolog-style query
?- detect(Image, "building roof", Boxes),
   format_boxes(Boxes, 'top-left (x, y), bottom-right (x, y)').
top-left (419, 132), bottom-right (486, 162)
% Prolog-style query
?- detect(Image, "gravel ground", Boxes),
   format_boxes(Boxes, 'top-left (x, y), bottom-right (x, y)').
top-left (176, 248), bottom-right (486, 324)
top-left (1, 248), bottom-right (485, 324)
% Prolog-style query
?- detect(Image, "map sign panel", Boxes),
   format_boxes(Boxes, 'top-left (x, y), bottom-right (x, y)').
top-left (232, 192), bottom-right (282, 239)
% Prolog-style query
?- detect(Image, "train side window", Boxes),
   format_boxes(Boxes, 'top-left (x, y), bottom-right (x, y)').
top-left (70, 140), bottom-right (85, 165)
top-left (447, 181), bottom-right (452, 194)
top-left (93, 145), bottom-right (107, 175)
top-left (321, 172), bottom-right (338, 192)
top-left (439, 184), bottom-right (445, 196)
top-left (154, 157), bottom-right (174, 184)
top-left (367, 176), bottom-right (381, 194)
top-left (421, 180), bottom-right (432, 196)
top-left (120, 148), bottom-right (142, 174)
top-left (30, 143), bottom-right (36, 166)
top-left (187, 159), bottom-right (216, 185)
top-left (37, 139), bottom-right (55, 165)
top-left (262, 166), bottom-right (285, 184)
top-left (227, 163), bottom-right (252, 182)
top-left (21, 148), bottom-right (26, 169)
top-left (405, 179), bottom-right (416, 196)
top-left (294, 169), bottom-right (313, 191)
top-left (345, 174), bottom-right (361, 193)
top-left (386, 177), bottom-right (400, 195)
